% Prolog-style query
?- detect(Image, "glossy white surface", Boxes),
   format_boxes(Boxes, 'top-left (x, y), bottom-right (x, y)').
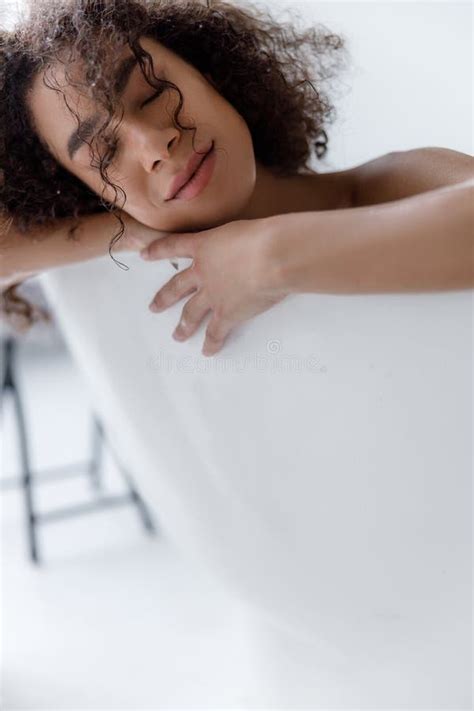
top-left (40, 252), bottom-right (472, 705)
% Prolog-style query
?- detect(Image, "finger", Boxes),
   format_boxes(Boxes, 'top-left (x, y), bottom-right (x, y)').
top-left (202, 314), bottom-right (234, 356)
top-left (173, 290), bottom-right (211, 341)
top-left (140, 232), bottom-right (198, 261)
top-left (149, 266), bottom-right (197, 312)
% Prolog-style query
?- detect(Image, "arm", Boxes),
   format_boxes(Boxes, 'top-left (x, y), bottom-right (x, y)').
top-left (267, 178), bottom-right (474, 294)
top-left (0, 209), bottom-right (159, 291)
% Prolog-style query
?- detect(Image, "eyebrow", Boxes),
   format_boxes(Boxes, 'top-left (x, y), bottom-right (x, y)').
top-left (66, 55), bottom-right (139, 161)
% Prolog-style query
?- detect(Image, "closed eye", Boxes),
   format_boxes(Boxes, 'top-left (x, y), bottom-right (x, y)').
top-left (140, 85), bottom-right (167, 109)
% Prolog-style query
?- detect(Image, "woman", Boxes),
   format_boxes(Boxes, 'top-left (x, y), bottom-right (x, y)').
top-left (1, 0), bottom-right (472, 355)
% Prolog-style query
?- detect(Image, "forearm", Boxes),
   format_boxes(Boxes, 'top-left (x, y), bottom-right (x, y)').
top-left (269, 179), bottom-right (474, 294)
top-left (0, 210), bottom-right (137, 290)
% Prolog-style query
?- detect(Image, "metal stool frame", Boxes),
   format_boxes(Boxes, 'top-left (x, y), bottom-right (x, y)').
top-left (1, 337), bottom-right (156, 564)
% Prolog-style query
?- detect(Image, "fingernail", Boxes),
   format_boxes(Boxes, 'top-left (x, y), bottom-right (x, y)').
top-left (149, 301), bottom-right (160, 312)
top-left (173, 326), bottom-right (185, 339)
top-left (140, 248), bottom-right (149, 259)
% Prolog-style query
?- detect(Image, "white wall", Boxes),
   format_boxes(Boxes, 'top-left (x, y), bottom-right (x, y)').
top-left (0, 0), bottom-right (25, 30)
top-left (257, 1), bottom-right (472, 169)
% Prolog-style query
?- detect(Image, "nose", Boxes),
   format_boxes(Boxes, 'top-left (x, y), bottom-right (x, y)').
top-left (121, 117), bottom-right (180, 173)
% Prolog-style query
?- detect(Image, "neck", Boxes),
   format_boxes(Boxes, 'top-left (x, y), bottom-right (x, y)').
top-left (236, 161), bottom-right (320, 221)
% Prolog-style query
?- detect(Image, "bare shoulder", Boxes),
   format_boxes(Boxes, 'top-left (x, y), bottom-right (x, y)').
top-left (344, 146), bottom-right (474, 207)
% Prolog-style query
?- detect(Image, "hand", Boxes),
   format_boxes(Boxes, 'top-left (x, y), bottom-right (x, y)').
top-left (140, 218), bottom-right (289, 356)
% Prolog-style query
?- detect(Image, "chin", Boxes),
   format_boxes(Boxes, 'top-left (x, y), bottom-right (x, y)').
top-left (132, 201), bottom-right (236, 235)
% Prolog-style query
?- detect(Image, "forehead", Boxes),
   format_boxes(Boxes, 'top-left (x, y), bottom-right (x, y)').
top-left (26, 37), bottom-right (171, 161)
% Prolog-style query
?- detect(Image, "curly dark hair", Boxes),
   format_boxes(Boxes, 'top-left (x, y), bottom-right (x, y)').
top-left (0, 0), bottom-right (350, 329)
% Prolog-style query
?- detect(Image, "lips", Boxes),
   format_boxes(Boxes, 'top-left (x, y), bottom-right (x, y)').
top-left (165, 142), bottom-right (214, 201)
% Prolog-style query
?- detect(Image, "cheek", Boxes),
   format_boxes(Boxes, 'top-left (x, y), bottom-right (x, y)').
top-left (100, 173), bottom-right (145, 212)
top-left (121, 198), bottom-right (158, 228)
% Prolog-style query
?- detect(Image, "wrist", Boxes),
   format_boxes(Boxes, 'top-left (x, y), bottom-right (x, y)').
top-left (262, 213), bottom-right (316, 296)
top-left (263, 209), bottom-right (360, 295)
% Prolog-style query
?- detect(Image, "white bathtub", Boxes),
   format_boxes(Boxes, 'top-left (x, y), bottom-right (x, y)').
top-left (40, 251), bottom-right (472, 704)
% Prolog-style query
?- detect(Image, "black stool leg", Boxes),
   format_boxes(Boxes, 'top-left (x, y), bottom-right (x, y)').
top-left (128, 481), bottom-right (156, 534)
top-left (88, 415), bottom-right (103, 491)
top-left (2, 338), bottom-right (40, 564)
top-left (89, 417), bottom-right (156, 536)
top-left (89, 412), bottom-right (156, 535)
